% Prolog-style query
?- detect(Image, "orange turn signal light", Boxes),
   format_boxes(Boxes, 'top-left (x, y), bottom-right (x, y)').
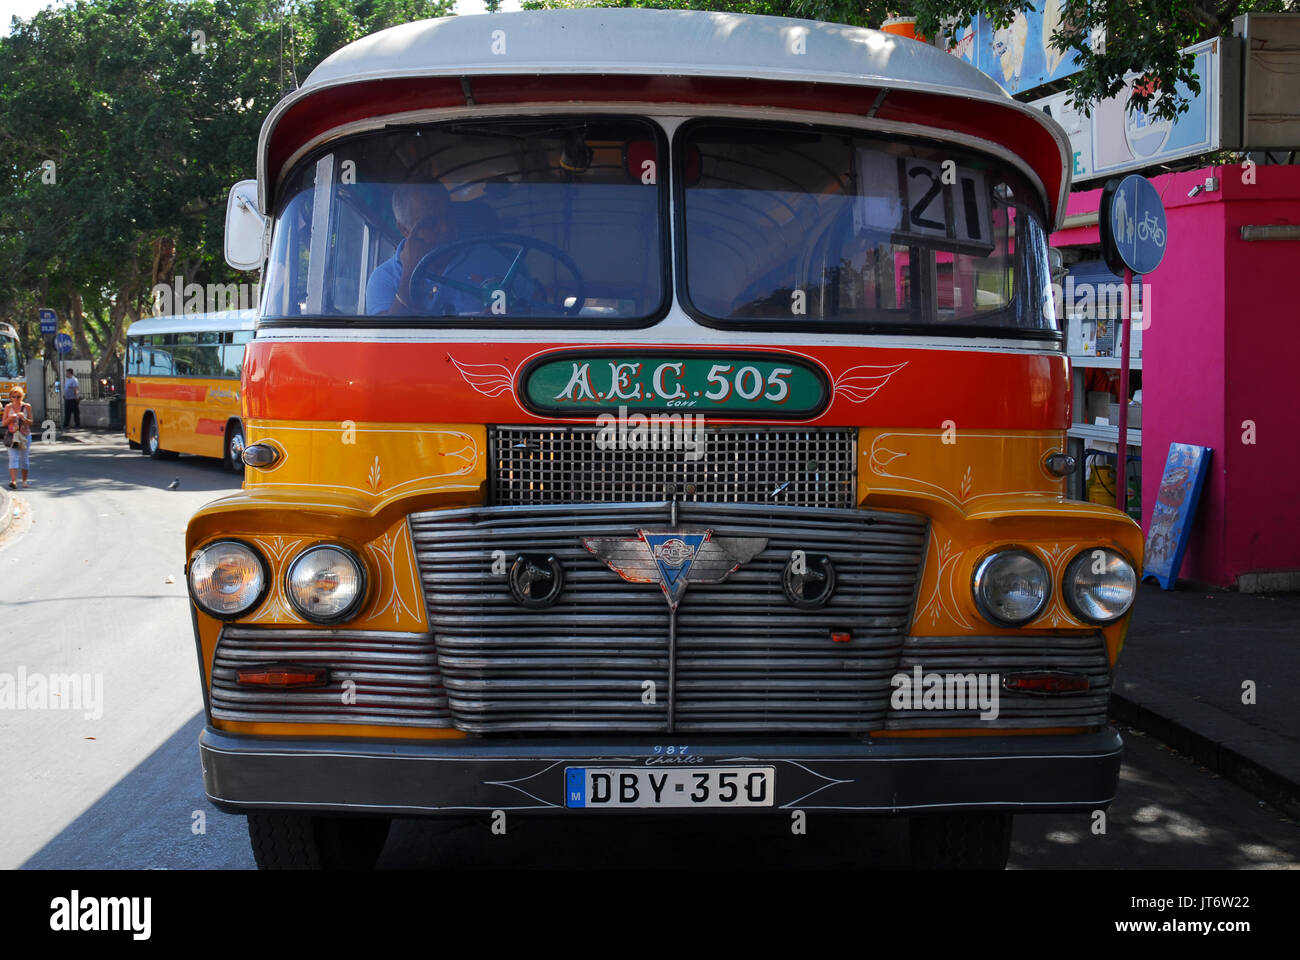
top-left (1002, 671), bottom-right (1090, 695)
top-left (237, 665), bottom-right (328, 688)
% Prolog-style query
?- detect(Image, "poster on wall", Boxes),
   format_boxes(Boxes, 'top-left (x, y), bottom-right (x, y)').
top-left (1030, 38), bottom-right (1237, 184)
top-left (948, 1), bottom-right (1084, 95)
top-left (1143, 443), bottom-right (1213, 590)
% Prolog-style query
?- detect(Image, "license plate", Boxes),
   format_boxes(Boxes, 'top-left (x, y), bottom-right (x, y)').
top-left (564, 767), bottom-right (775, 808)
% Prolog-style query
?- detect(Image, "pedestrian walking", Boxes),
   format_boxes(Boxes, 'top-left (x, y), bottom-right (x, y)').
top-left (63, 367), bottom-right (81, 428)
top-left (3, 385), bottom-right (33, 489)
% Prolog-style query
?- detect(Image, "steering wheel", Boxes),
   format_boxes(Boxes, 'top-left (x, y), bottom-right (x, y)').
top-left (407, 233), bottom-right (587, 317)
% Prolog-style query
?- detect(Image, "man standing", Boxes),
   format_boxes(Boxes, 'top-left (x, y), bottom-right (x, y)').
top-left (63, 367), bottom-right (80, 428)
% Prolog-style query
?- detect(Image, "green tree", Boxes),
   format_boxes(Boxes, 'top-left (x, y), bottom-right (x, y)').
top-left (0, 0), bottom-right (453, 376)
top-left (521, 0), bottom-right (1298, 121)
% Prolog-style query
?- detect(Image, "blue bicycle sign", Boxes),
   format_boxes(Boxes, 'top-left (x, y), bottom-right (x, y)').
top-left (1101, 175), bottom-right (1167, 275)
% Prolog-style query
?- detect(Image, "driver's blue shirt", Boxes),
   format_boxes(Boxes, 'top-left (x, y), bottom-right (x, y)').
top-left (365, 237), bottom-right (540, 316)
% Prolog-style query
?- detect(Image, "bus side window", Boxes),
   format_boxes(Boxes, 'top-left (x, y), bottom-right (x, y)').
top-left (194, 332), bottom-right (223, 377)
top-left (172, 333), bottom-right (196, 377)
top-left (221, 343), bottom-right (244, 378)
top-left (150, 334), bottom-right (173, 376)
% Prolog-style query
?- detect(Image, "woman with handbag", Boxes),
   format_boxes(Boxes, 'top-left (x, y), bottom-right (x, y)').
top-left (3, 385), bottom-right (33, 489)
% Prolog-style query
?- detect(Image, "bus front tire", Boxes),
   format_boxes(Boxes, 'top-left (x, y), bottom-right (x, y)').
top-left (909, 813), bottom-right (1012, 870)
top-left (247, 813), bottom-right (391, 870)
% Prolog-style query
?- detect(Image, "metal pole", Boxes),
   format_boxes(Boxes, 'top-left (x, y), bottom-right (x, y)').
top-left (1117, 267), bottom-right (1133, 514)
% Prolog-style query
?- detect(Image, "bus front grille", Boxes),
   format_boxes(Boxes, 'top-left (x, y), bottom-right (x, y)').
top-left (209, 627), bottom-right (451, 726)
top-left (410, 501), bottom-right (928, 734)
top-left (490, 426), bottom-right (857, 507)
top-left (883, 634), bottom-right (1112, 729)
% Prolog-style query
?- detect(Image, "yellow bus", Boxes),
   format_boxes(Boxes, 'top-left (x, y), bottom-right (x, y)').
top-left (0, 322), bottom-right (25, 401)
top-left (125, 311), bottom-right (254, 470)
top-left (188, 10), bottom-right (1141, 870)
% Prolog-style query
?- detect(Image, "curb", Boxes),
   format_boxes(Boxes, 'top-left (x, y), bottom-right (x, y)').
top-left (1110, 683), bottom-right (1300, 820)
top-left (0, 486), bottom-right (10, 536)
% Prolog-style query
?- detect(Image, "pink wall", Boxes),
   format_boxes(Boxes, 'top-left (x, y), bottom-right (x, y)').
top-left (1053, 165), bottom-right (1300, 587)
top-left (1219, 166), bottom-right (1300, 579)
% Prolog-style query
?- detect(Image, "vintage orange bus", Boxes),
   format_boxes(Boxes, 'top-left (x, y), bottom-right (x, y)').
top-left (187, 10), bottom-right (1141, 869)
top-left (125, 311), bottom-right (254, 470)
top-left (0, 322), bottom-right (25, 402)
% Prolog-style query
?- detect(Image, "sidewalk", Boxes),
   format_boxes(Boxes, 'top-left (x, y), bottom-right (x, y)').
top-left (1112, 582), bottom-right (1300, 818)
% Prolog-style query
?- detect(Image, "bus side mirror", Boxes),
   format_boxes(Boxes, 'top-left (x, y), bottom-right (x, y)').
top-left (225, 179), bottom-right (267, 271)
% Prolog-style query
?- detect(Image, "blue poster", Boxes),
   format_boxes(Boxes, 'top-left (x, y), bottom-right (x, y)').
top-left (949, 2), bottom-right (1084, 95)
top-left (1143, 443), bottom-right (1212, 590)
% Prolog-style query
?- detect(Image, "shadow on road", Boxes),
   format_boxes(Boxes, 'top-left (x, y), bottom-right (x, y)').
top-left (21, 711), bottom-right (254, 870)
top-left (24, 432), bottom-right (241, 496)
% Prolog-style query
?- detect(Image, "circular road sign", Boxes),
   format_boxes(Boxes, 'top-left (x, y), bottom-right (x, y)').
top-left (55, 332), bottom-right (73, 354)
top-left (1101, 174), bottom-right (1168, 276)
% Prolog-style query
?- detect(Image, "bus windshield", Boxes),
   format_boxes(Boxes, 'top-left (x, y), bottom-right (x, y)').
top-left (262, 116), bottom-right (667, 323)
top-left (0, 336), bottom-right (22, 378)
top-left (680, 121), bottom-right (1057, 335)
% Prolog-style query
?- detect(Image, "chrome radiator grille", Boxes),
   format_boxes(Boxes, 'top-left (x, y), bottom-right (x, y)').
top-left (490, 426), bottom-right (857, 507)
top-left (410, 501), bottom-right (927, 734)
top-left (883, 634), bottom-right (1111, 729)
top-left (209, 627), bottom-right (450, 726)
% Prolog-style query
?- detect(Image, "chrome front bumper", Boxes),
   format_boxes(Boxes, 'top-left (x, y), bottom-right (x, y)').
top-left (200, 725), bottom-right (1122, 816)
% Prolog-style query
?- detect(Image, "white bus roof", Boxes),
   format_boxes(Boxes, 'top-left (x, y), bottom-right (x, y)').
top-left (126, 310), bottom-right (257, 338)
top-left (304, 10), bottom-right (1005, 95)
top-left (258, 9), bottom-right (1072, 227)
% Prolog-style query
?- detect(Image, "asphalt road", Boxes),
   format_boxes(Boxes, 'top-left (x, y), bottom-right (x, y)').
top-left (2, 433), bottom-right (1297, 870)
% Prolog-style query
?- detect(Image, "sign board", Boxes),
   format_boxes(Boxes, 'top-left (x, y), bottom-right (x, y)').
top-left (38, 308), bottom-right (57, 334)
top-left (1100, 176), bottom-right (1168, 275)
top-left (852, 152), bottom-right (994, 257)
top-left (1031, 37), bottom-right (1240, 184)
top-left (1236, 13), bottom-right (1300, 150)
top-left (947, 2), bottom-right (1085, 95)
top-left (55, 333), bottom-right (73, 354)
top-left (1144, 443), bottom-right (1212, 589)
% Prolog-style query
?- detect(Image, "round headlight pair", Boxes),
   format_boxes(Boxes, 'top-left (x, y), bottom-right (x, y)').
top-left (188, 541), bottom-right (366, 623)
top-left (973, 547), bottom-right (1136, 627)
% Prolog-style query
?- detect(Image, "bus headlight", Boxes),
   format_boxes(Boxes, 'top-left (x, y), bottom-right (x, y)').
top-left (972, 549), bottom-right (1050, 627)
top-left (188, 541), bottom-right (268, 618)
top-left (285, 545), bottom-right (366, 623)
top-left (1063, 548), bottom-right (1137, 623)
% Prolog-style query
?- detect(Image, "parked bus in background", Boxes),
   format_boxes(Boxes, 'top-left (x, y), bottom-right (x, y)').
top-left (125, 310), bottom-right (254, 471)
top-left (0, 323), bottom-right (25, 402)
top-left (188, 10), bottom-right (1142, 870)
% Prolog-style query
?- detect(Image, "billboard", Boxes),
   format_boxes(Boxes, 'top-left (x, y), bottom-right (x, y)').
top-left (1030, 38), bottom-right (1240, 184)
top-left (948, 1), bottom-right (1084, 95)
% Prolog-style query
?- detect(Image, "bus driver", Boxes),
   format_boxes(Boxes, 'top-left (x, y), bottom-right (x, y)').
top-left (366, 184), bottom-right (537, 317)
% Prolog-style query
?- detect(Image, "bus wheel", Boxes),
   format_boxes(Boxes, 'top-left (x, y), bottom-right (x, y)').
top-left (144, 416), bottom-right (162, 459)
top-left (247, 813), bottom-right (391, 870)
top-left (145, 415), bottom-right (177, 460)
top-left (225, 422), bottom-right (245, 473)
top-left (909, 813), bottom-right (1012, 870)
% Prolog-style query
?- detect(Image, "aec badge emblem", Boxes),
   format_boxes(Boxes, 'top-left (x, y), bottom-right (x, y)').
top-left (583, 529), bottom-right (767, 609)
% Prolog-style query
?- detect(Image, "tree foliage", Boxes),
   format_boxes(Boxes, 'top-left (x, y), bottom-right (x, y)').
top-left (524, 0), bottom-right (1298, 121)
top-left (0, 0), bottom-right (453, 372)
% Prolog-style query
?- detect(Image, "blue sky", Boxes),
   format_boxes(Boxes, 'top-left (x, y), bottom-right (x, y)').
top-left (0, 0), bottom-right (522, 37)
